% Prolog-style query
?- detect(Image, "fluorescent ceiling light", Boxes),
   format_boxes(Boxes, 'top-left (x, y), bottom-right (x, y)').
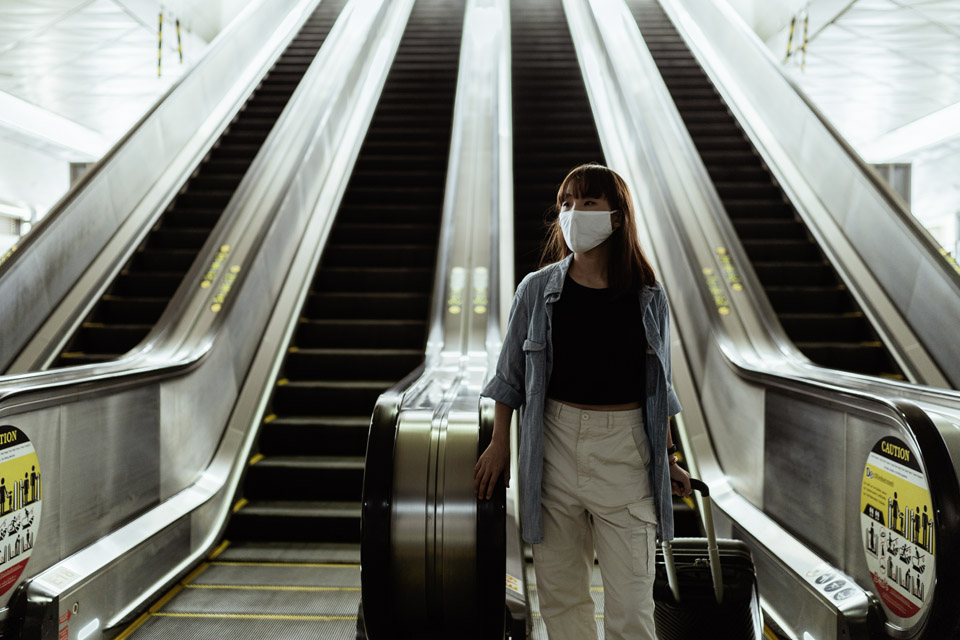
top-left (859, 101), bottom-right (960, 162)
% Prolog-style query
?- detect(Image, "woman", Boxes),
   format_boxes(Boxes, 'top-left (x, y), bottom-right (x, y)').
top-left (475, 163), bottom-right (691, 640)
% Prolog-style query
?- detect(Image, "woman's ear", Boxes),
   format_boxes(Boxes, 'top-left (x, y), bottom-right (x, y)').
top-left (612, 210), bottom-right (624, 229)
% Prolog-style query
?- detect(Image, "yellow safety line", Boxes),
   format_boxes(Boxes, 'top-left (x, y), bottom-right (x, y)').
top-left (263, 414), bottom-right (277, 423)
top-left (211, 561), bottom-right (360, 568)
top-left (249, 453), bottom-right (264, 465)
top-left (185, 584), bottom-right (361, 592)
top-left (148, 584), bottom-right (182, 614)
top-left (763, 624), bottom-right (780, 639)
top-left (114, 613), bottom-right (150, 640)
top-left (277, 378), bottom-right (289, 386)
top-left (232, 498), bottom-right (248, 513)
top-left (208, 540), bottom-right (230, 560)
top-left (181, 562), bottom-right (209, 585)
top-left (152, 612), bottom-right (357, 621)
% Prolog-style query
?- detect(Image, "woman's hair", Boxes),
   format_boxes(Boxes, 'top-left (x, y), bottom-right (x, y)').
top-left (539, 163), bottom-right (657, 295)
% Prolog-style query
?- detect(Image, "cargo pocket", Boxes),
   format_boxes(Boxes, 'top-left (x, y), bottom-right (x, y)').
top-left (627, 499), bottom-right (658, 576)
top-left (522, 339), bottom-right (546, 395)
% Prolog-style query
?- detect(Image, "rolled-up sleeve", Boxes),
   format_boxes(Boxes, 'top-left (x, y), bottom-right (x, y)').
top-left (481, 282), bottom-right (529, 410)
top-left (659, 292), bottom-right (683, 417)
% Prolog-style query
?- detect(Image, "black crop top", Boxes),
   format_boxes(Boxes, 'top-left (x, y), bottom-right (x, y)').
top-left (546, 274), bottom-right (647, 405)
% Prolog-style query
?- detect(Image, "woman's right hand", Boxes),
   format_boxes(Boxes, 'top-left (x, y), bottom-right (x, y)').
top-left (474, 437), bottom-right (510, 500)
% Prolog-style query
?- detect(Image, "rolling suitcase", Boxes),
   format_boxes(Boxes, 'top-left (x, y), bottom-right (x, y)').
top-left (653, 479), bottom-right (764, 639)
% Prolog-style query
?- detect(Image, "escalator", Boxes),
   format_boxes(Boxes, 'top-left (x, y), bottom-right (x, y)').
top-left (116, 1), bottom-right (464, 637)
top-left (52, 1), bottom-right (346, 368)
top-left (626, 0), bottom-right (904, 380)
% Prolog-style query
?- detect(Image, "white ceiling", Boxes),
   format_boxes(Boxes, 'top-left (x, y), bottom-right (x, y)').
top-left (0, 0), bottom-right (209, 155)
top-left (763, 0), bottom-right (960, 249)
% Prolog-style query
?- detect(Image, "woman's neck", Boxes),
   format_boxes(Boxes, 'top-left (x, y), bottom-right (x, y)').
top-left (569, 247), bottom-right (609, 288)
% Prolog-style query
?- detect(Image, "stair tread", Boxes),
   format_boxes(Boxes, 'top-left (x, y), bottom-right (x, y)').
top-left (239, 501), bottom-right (361, 517)
top-left (253, 456), bottom-right (365, 469)
top-left (270, 416), bottom-right (370, 426)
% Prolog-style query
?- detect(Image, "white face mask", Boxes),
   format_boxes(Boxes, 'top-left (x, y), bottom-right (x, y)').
top-left (559, 209), bottom-right (616, 253)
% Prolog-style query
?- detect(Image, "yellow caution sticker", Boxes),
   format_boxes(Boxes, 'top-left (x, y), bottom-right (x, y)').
top-left (209, 266), bottom-right (241, 313)
top-left (0, 425), bottom-right (43, 598)
top-left (200, 246), bottom-right (231, 290)
top-left (860, 436), bottom-right (933, 622)
top-left (506, 573), bottom-right (521, 595)
top-left (939, 248), bottom-right (960, 277)
top-left (0, 245), bottom-right (17, 267)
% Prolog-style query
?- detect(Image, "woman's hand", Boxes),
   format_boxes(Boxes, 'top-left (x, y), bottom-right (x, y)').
top-left (669, 457), bottom-right (692, 497)
top-left (474, 436), bottom-right (510, 500)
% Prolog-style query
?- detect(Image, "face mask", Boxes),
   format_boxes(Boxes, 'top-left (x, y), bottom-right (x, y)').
top-left (559, 209), bottom-right (615, 253)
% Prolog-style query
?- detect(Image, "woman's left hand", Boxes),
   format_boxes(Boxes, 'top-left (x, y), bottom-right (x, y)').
top-left (669, 458), bottom-right (692, 497)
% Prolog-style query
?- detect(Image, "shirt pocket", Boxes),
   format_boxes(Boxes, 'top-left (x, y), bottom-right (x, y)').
top-left (522, 338), bottom-right (546, 395)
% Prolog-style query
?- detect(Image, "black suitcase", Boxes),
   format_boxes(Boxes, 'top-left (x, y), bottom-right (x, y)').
top-left (653, 479), bottom-right (764, 639)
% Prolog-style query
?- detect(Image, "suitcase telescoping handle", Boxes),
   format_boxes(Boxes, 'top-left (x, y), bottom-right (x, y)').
top-left (661, 478), bottom-right (724, 605)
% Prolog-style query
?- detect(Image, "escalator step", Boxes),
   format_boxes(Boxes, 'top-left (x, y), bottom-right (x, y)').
top-left (741, 239), bottom-right (821, 262)
top-left (793, 342), bottom-right (895, 376)
top-left (329, 223), bottom-right (438, 244)
top-left (753, 262), bottom-right (837, 286)
top-left (284, 348), bottom-right (423, 379)
top-left (321, 244), bottom-right (436, 267)
top-left (131, 248), bottom-right (198, 271)
top-left (92, 296), bottom-right (169, 324)
top-left (304, 293), bottom-right (429, 320)
top-left (765, 285), bottom-right (856, 313)
top-left (259, 416), bottom-right (370, 457)
top-left (226, 501), bottom-right (361, 543)
top-left (245, 456), bottom-right (365, 501)
top-left (69, 323), bottom-right (152, 354)
top-left (272, 380), bottom-right (394, 416)
top-left (778, 312), bottom-right (870, 342)
top-left (713, 181), bottom-right (783, 200)
top-left (295, 318), bottom-right (427, 348)
top-left (147, 228), bottom-right (211, 250)
top-left (112, 271), bottom-right (185, 297)
top-left (311, 267), bottom-right (433, 292)
top-left (731, 218), bottom-right (808, 240)
top-left (174, 189), bottom-right (236, 209)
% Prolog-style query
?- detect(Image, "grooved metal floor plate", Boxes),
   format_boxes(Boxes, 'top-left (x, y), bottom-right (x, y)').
top-left (127, 616), bottom-right (357, 640)
top-left (193, 563), bottom-right (360, 587)
top-left (164, 587), bottom-right (359, 615)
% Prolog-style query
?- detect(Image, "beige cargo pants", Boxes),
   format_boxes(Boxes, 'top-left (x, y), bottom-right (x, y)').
top-left (533, 399), bottom-right (659, 640)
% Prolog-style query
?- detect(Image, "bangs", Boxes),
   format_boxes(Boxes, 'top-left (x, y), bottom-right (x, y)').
top-left (556, 163), bottom-right (617, 207)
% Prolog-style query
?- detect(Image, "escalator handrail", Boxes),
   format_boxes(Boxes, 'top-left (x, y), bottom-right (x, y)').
top-left (0, 0), bottom-right (322, 373)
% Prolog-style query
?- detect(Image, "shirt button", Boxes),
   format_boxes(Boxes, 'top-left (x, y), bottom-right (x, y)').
top-left (583, 414), bottom-right (589, 421)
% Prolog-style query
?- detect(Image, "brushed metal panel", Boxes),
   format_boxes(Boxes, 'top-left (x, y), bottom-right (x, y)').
top-left (764, 392), bottom-right (846, 566)
top-left (60, 388), bottom-right (160, 555)
top-left (701, 345), bottom-right (765, 506)
top-left (160, 347), bottom-right (238, 501)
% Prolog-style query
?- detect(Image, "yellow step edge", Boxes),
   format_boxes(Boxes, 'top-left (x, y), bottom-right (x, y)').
top-left (276, 378), bottom-right (289, 386)
top-left (152, 612), bottom-right (357, 621)
top-left (211, 560), bottom-right (360, 569)
top-left (181, 562), bottom-right (209, 586)
top-left (288, 346), bottom-right (299, 353)
top-left (185, 584), bottom-right (361, 592)
top-left (249, 453), bottom-right (264, 466)
top-left (232, 498), bottom-right (248, 513)
top-left (208, 540), bottom-right (230, 560)
top-left (114, 612), bottom-right (150, 640)
top-left (263, 414), bottom-right (277, 424)
top-left (148, 584), bottom-right (182, 614)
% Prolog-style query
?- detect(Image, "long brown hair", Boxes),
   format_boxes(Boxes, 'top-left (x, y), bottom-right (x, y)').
top-left (539, 163), bottom-right (656, 296)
